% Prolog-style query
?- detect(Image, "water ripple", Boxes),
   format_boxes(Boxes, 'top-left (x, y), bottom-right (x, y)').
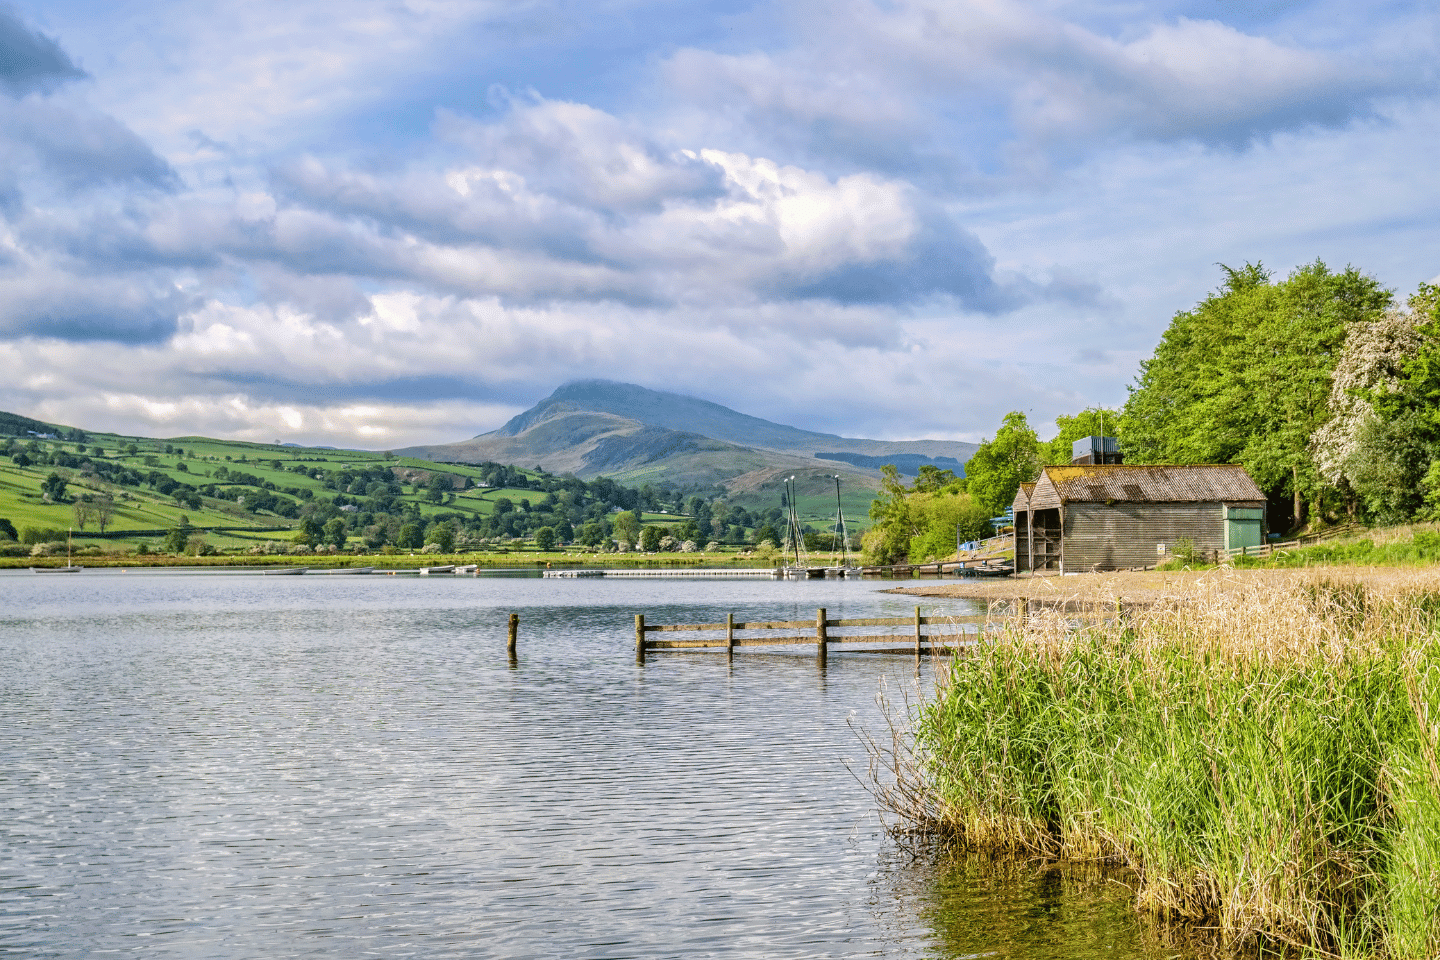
top-left (0, 572), bottom-right (1178, 959)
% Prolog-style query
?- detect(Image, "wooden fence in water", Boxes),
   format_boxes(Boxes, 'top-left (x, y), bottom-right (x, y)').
top-left (633, 604), bottom-right (1033, 665)
top-left (501, 599), bottom-right (1118, 666)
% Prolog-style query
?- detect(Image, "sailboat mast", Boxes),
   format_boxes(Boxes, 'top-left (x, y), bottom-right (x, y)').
top-left (788, 476), bottom-right (801, 565)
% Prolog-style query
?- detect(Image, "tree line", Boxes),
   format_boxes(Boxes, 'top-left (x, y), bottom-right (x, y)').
top-left (865, 260), bottom-right (1440, 563)
top-left (0, 436), bottom-right (794, 554)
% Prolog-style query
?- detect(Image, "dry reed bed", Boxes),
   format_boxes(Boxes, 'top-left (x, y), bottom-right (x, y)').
top-left (870, 570), bottom-right (1440, 958)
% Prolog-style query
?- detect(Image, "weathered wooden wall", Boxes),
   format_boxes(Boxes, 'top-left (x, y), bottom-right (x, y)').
top-left (1061, 502), bottom-right (1257, 571)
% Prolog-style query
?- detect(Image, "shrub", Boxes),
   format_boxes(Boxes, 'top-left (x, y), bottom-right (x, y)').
top-left (1171, 536), bottom-right (1202, 565)
top-left (20, 526), bottom-right (68, 545)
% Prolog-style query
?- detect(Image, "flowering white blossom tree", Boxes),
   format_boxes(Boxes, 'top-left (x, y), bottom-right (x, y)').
top-left (1311, 309), bottom-right (1422, 494)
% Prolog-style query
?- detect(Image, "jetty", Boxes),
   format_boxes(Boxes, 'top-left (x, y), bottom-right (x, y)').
top-left (858, 556), bottom-right (1014, 578)
top-left (544, 568), bottom-right (779, 579)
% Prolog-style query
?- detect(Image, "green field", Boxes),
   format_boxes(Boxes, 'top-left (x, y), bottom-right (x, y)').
top-left (1, 420), bottom-right (856, 564)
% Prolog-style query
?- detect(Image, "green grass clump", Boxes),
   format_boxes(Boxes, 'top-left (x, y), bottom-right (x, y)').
top-left (1229, 528), bottom-right (1440, 570)
top-left (886, 575), bottom-right (1440, 956)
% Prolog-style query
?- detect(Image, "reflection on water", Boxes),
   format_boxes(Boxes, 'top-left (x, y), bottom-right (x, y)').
top-left (1, 571), bottom-right (1214, 959)
top-left (874, 848), bottom-right (1220, 960)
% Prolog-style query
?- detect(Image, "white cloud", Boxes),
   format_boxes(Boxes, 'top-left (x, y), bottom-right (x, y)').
top-left (664, 0), bottom-right (1418, 182)
top-left (0, 0), bottom-right (1436, 450)
top-left (47, 0), bottom-right (518, 155)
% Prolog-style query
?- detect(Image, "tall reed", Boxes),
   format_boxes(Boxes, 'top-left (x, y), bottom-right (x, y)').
top-left (874, 573), bottom-right (1440, 956)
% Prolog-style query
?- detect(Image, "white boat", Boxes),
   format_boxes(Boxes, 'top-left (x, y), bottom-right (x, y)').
top-left (32, 529), bottom-right (82, 572)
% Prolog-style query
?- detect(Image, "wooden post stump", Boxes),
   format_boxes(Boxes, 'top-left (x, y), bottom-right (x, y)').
top-left (507, 613), bottom-right (519, 662)
top-left (816, 607), bottom-right (828, 667)
top-left (726, 612), bottom-right (735, 661)
top-left (914, 605), bottom-right (922, 660)
top-left (635, 613), bottom-right (646, 665)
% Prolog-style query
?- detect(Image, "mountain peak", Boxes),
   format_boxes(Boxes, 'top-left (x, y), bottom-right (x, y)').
top-left (494, 380), bottom-right (791, 442)
top-left (405, 380), bottom-right (977, 487)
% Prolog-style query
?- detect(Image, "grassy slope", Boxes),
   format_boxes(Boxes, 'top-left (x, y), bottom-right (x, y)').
top-left (1, 427), bottom-right (776, 560)
top-left (0, 432), bottom-right (533, 547)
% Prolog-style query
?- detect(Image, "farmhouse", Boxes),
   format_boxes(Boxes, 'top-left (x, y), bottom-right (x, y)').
top-left (1013, 463), bottom-right (1266, 574)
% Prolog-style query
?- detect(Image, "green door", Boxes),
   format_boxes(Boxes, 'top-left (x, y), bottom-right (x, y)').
top-left (1224, 506), bottom-right (1264, 552)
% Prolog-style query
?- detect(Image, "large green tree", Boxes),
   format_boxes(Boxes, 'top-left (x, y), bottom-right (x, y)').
top-left (396, 522), bottom-right (424, 549)
top-left (865, 465), bottom-right (919, 564)
top-left (1121, 261), bottom-right (1391, 529)
top-left (41, 472), bottom-right (68, 503)
top-left (424, 520), bottom-right (456, 552)
top-left (963, 412), bottom-right (1040, 517)
top-left (612, 511), bottom-right (640, 547)
top-left (863, 465), bottom-right (991, 564)
top-left (323, 517), bottom-right (348, 549)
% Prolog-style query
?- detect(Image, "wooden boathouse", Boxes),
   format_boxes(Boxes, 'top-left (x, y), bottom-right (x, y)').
top-left (1013, 464), bottom-right (1266, 574)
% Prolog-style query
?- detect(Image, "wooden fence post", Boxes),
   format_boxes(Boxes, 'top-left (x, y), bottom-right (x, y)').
top-left (914, 605), bottom-right (922, 659)
top-left (507, 613), bottom-right (518, 662)
top-left (1017, 597), bottom-right (1029, 625)
top-left (726, 612), bottom-right (735, 661)
top-left (816, 607), bottom-right (828, 667)
top-left (635, 613), bottom-right (646, 665)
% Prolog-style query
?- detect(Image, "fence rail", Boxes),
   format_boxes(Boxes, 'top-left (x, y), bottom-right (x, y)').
top-left (633, 605), bottom-right (1048, 665)
top-left (497, 600), bottom-right (1117, 666)
top-left (1221, 525), bottom-right (1368, 560)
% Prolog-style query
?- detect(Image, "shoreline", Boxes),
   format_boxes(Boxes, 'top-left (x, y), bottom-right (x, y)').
top-left (5, 554), bottom-right (782, 572)
top-left (886, 565), bottom-right (1440, 605)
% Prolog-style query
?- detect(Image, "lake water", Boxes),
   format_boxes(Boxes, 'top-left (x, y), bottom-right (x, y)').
top-left (0, 571), bottom-right (1198, 959)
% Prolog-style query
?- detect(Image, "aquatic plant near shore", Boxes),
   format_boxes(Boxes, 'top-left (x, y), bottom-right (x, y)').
top-left (869, 574), bottom-right (1440, 956)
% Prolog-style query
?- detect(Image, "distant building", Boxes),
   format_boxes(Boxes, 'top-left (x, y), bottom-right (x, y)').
top-left (1013, 462), bottom-right (1266, 573)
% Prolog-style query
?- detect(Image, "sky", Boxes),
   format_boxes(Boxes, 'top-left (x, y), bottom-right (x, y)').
top-left (1, 0), bottom-right (1437, 449)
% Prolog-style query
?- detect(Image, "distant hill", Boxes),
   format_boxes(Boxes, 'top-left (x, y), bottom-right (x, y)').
top-left (397, 381), bottom-right (977, 500)
top-left (0, 410), bottom-right (59, 438)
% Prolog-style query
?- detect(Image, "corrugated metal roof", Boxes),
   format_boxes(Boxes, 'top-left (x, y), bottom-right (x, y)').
top-left (1038, 464), bottom-right (1265, 503)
